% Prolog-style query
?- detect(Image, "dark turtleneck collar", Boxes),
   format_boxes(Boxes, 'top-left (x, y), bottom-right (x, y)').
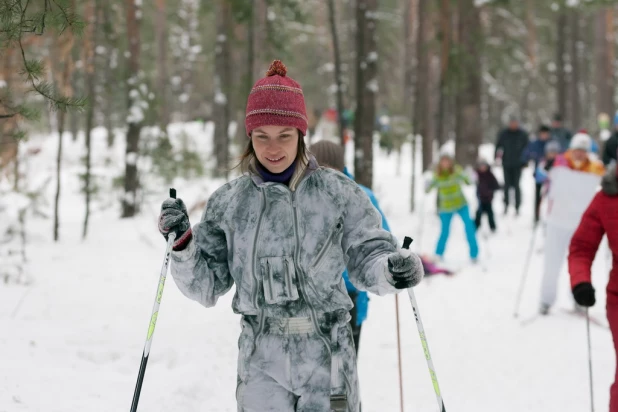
top-left (256, 161), bottom-right (296, 186)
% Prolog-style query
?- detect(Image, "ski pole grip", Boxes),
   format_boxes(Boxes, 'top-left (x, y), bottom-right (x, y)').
top-left (170, 188), bottom-right (176, 199)
top-left (402, 236), bottom-right (413, 250)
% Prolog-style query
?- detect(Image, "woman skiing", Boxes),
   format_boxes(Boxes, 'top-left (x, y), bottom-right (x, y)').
top-left (426, 152), bottom-right (479, 262)
top-left (568, 163), bottom-right (618, 412)
top-left (157, 60), bottom-right (424, 412)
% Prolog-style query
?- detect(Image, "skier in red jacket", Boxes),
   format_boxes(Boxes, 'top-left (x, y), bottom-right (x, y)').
top-left (568, 164), bottom-right (618, 412)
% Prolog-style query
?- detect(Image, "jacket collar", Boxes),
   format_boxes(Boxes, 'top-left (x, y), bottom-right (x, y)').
top-left (249, 153), bottom-right (319, 191)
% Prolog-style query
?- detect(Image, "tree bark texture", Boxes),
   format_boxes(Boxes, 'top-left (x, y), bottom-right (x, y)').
top-left (556, 9), bottom-right (567, 123)
top-left (83, 0), bottom-right (99, 239)
top-left (121, 0), bottom-right (142, 218)
top-left (595, 8), bottom-right (615, 119)
top-left (327, 0), bottom-right (346, 145)
top-left (156, 0), bottom-right (170, 132)
top-left (213, 0), bottom-right (232, 178)
top-left (455, 0), bottom-right (482, 167)
top-left (53, 4), bottom-right (75, 240)
top-left (569, 9), bottom-right (581, 130)
top-left (354, 0), bottom-right (378, 189)
top-left (414, 0), bottom-right (431, 171)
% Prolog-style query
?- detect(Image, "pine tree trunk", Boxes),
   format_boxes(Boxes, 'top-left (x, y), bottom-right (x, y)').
top-left (54, 111), bottom-right (65, 242)
top-left (569, 9), bottom-right (581, 130)
top-left (121, 0), bottom-right (142, 218)
top-left (103, 2), bottom-right (115, 149)
top-left (522, 0), bottom-right (537, 124)
top-left (354, 0), bottom-right (378, 189)
top-left (213, 0), bottom-right (232, 178)
top-left (455, 0), bottom-right (482, 167)
top-left (156, 0), bottom-right (170, 133)
top-left (327, 0), bottom-right (346, 145)
top-left (83, 0), bottom-right (98, 239)
top-left (404, 0), bottom-right (416, 211)
top-left (414, 0), bottom-right (431, 171)
top-left (53, 5), bottom-right (75, 240)
top-left (435, 0), bottom-right (452, 148)
top-left (595, 9), bottom-right (614, 118)
top-left (403, 0), bottom-right (415, 118)
top-left (556, 8), bottom-right (567, 123)
top-left (253, 0), bottom-right (268, 81)
top-left (247, 6), bottom-right (255, 92)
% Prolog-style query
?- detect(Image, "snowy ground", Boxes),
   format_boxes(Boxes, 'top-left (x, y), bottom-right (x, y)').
top-left (0, 127), bottom-right (614, 412)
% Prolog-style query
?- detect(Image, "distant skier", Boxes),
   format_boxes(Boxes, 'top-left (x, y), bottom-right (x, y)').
top-left (533, 140), bottom-right (561, 224)
top-left (521, 125), bottom-right (555, 224)
top-left (494, 117), bottom-right (529, 215)
top-left (426, 151), bottom-right (479, 262)
top-left (550, 113), bottom-right (573, 152)
top-left (568, 163), bottom-right (618, 412)
top-left (539, 132), bottom-right (605, 315)
top-left (158, 60), bottom-right (424, 412)
top-left (474, 159), bottom-right (500, 233)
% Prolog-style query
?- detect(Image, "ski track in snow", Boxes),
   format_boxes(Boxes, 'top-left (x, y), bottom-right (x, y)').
top-left (0, 127), bottom-right (614, 411)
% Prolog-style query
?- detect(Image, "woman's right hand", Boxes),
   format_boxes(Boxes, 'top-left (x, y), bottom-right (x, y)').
top-left (158, 198), bottom-right (191, 242)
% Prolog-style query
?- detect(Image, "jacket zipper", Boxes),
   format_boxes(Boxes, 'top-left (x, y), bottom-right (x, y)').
top-left (291, 191), bottom-right (332, 354)
top-left (252, 190), bottom-right (267, 336)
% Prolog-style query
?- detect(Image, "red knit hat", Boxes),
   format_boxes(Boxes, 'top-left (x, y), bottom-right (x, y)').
top-left (245, 60), bottom-right (308, 136)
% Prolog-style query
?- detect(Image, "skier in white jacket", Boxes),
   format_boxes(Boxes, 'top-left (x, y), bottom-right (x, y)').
top-left (539, 132), bottom-right (605, 315)
top-left (157, 60), bottom-right (424, 412)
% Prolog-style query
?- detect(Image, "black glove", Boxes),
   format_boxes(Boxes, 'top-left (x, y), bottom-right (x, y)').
top-left (572, 282), bottom-right (596, 307)
top-left (387, 250), bottom-right (424, 289)
top-left (158, 198), bottom-right (192, 249)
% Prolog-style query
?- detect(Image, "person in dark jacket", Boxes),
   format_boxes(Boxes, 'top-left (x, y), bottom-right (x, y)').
top-left (550, 113), bottom-right (573, 152)
top-left (603, 113), bottom-right (618, 166)
top-left (474, 160), bottom-right (500, 232)
top-left (495, 117), bottom-right (529, 215)
top-left (521, 125), bottom-right (554, 224)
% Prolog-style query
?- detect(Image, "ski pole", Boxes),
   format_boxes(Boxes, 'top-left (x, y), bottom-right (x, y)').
top-left (513, 224), bottom-right (538, 318)
top-left (402, 236), bottom-right (446, 412)
top-left (130, 188), bottom-right (177, 412)
top-left (394, 294), bottom-right (405, 412)
top-left (586, 308), bottom-right (595, 412)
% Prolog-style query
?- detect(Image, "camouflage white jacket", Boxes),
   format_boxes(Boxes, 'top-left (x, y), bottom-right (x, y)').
top-left (170, 157), bottom-right (401, 320)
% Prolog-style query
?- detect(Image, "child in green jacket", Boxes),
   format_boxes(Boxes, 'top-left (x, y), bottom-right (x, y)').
top-left (426, 153), bottom-right (479, 261)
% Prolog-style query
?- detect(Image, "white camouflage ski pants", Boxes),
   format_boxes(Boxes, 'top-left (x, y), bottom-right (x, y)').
top-left (540, 224), bottom-right (576, 307)
top-left (236, 311), bottom-right (360, 412)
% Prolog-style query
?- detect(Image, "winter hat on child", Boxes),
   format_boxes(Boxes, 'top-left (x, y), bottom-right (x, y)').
top-left (438, 146), bottom-right (454, 160)
top-left (245, 60), bottom-right (308, 136)
top-left (310, 140), bottom-right (345, 172)
top-left (544, 140), bottom-right (561, 154)
top-left (570, 131), bottom-right (592, 152)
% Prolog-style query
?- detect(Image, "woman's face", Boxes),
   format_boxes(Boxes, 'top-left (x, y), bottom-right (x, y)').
top-left (439, 157), bottom-right (452, 171)
top-left (251, 125), bottom-right (299, 173)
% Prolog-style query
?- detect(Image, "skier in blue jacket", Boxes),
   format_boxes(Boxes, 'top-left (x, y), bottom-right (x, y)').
top-left (310, 140), bottom-right (391, 354)
top-left (521, 124), bottom-right (555, 224)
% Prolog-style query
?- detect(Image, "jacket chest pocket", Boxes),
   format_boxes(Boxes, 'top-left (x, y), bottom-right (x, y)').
top-left (310, 218), bottom-right (344, 273)
top-left (259, 256), bottom-right (299, 305)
